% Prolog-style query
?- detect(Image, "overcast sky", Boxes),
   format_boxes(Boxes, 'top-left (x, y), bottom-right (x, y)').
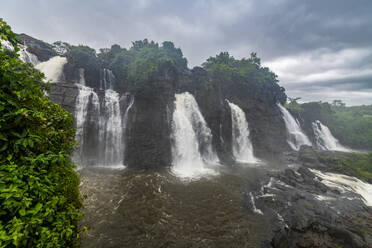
top-left (2, 0), bottom-right (372, 105)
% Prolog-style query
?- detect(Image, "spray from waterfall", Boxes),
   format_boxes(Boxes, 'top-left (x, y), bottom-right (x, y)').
top-left (312, 120), bottom-right (351, 152)
top-left (277, 103), bottom-right (311, 151)
top-left (227, 100), bottom-right (259, 163)
top-left (171, 92), bottom-right (219, 178)
top-left (35, 56), bottom-right (67, 83)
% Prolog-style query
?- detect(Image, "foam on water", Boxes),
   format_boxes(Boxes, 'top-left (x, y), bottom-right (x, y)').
top-left (311, 169), bottom-right (372, 206)
top-left (35, 56), bottom-right (67, 83)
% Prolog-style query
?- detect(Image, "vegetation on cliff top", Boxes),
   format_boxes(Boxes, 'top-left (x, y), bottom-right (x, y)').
top-left (0, 21), bottom-right (81, 247)
top-left (65, 39), bottom-right (188, 91)
top-left (202, 52), bottom-right (286, 104)
top-left (65, 40), bottom-right (286, 103)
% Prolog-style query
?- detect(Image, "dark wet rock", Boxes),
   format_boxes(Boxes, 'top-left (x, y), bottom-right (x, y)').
top-left (49, 83), bottom-right (79, 113)
top-left (125, 78), bottom-right (175, 169)
top-left (253, 164), bottom-right (372, 248)
top-left (18, 33), bottom-right (57, 61)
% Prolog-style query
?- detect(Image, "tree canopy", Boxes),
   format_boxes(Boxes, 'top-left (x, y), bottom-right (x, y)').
top-left (202, 52), bottom-right (286, 104)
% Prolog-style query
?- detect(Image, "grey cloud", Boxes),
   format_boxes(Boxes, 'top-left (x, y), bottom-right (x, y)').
top-left (1, 0), bottom-right (372, 105)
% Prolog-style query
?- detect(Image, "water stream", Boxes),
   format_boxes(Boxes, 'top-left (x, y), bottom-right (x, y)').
top-left (227, 100), bottom-right (259, 163)
top-left (277, 103), bottom-right (311, 150)
top-left (171, 92), bottom-right (219, 178)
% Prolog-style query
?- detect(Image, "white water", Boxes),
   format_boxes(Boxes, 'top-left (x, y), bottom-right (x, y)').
top-left (35, 56), bottom-right (67, 83)
top-left (78, 68), bottom-right (86, 86)
top-left (0, 39), bottom-right (14, 50)
top-left (171, 92), bottom-right (219, 178)
top-left (311, 169), bottom-right (372, 206)
top-left (74, 85), bottom-right (100, 165)
top-left (101, 68), bottom-right (116, 90)
top-left (312, 120), bottom-right (351, 152)
top-left (249, 192), bottom-right (263, 215)
top-left (100, 89), bottom-right (124, 167)
top-left (277, 103), bottom-right (312, 150)
top-left (122, 95), bottom-right (134, 157)
top-left (0, 41), bottom-right (40, 66)
top-left (73, 66), bottom-right (134, 168)
top-left (0, 41), bottom-right (66, 83)
top-left (18, 45), bottom-right (40, 66)
top-left (227, 100), bottom-right (258, 163)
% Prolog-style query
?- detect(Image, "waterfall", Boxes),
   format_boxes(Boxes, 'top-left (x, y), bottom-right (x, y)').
top-left (227, 100), bottom-right (258, 163)
top-left (312, 120), bottom-right (351, 152)
top-left (18, 46), bottom-right (40, 66)
top-left (122, 94), bottom-right (134, 157)
top-left (1, 39), bottom-right (14, 50)
top-left (35, 56), bottom-right (67, 83)
top-left (74, 68), bottom-right (133, 168)
top-left (0, 41), bottom-right (39, 66)
top-left (99, 89), bottom-right (124, 167)
top-left (101, 68), bottom-right (116, 90)
top-left (171, 92), bottom-right (219, 178)
top-left (78, 68), bottom-right (86, 86)
top-left (74, 85), bottom-right (100, 165)
top-left (277, 103), bottom-right (311, 151)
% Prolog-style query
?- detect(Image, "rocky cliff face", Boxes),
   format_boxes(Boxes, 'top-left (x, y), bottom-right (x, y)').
top-left (21, 35), bottom-right (292, 169)
top-left (18, 34), bottom-right (58, 61)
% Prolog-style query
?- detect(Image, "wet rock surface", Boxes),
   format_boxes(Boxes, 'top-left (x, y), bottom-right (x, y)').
top-left (18, 33), bottom-right (57, 61)
top-left (253, 148), bottom-right (372, 248)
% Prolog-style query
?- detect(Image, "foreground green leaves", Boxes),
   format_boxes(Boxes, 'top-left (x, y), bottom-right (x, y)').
top-left (0, 21), bottom-right (81, 247)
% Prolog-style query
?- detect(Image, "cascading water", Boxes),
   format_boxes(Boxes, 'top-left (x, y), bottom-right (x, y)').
top-left (35, 56), bottom-right (67, 83)
top-left (310, 169), bottom-right (372, 206)
top-left (74, 84), bottom-right (100, 165)
top-left (122, 94), bottom-right (134, 157)
top-left (0, 39), bottom-right (14, 50)
top-left (0, 41), bottom-right (39, 66)
top-left (99, 89), bottom-right (124, 167)
top-left (277, 103), bottom-right (311, 151)
top-left (18, 46), bottom-right (40, 66)
top-left (101, 68), bottom-right (116, 90)
top-left (227, 100), bottom-right (259, 163)
top-left (73, 67), bottom-right (134, 168)
top-left (171, 92), bottom-right (219, 178)
top-left (312, 120), bottom-right (351, 152)
top-left (78, 68), bottom-right (86, 86)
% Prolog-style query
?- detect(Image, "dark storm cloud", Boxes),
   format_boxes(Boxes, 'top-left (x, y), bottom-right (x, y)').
top-left (2, 0), bottom-right (372, 105)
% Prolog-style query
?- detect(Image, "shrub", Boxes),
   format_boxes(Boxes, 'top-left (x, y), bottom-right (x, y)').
top-left (0, 21), bottom-right (82, 247)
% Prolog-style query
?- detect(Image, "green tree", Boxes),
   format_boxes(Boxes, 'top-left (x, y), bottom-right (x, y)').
top-left (0, 21), bottom-right (81, 247)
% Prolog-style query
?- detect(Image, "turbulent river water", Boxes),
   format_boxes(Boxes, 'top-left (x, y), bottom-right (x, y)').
top-left (79, 166), bottom-right (273, 248)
